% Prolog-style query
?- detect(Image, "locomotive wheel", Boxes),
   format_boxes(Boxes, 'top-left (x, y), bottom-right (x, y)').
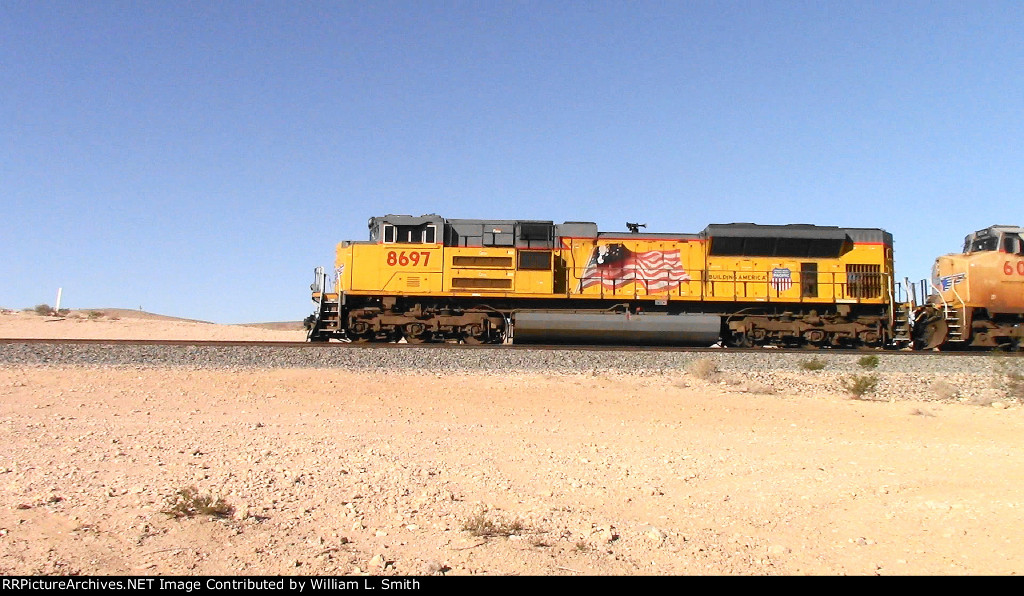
top-left (403, 324), bottom-right (431, 344)
top-left (729, 331), bottom-right (753, 348)
top-left (461, 325), bottom-right (488, 345)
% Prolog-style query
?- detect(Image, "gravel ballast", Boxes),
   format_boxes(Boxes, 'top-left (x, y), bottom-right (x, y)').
top-left (2, 342), bottom-right (1021, 405)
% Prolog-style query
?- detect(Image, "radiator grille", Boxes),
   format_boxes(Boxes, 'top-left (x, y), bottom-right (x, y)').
top-left (846, 264), bottom-right (882, 298)
top-left (452, 256), bottom-right (513, 267)
top-left (452, 278), bottom-right (512, 289)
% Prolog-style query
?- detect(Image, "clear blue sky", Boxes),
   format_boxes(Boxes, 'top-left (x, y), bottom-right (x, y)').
top-left (3, 1), bottom-right (1022, 323)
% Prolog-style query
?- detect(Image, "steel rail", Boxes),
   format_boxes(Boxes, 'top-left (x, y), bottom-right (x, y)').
top-left (1, 337), bottom-right (1019, 357)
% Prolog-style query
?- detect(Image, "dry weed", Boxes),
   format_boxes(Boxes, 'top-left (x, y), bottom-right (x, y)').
top-left (162, 486), bottom-right (234, 519)
top-left (741, 380), bottom-right (777, 394)
top-left (969, 393), bottom-right (996, 407)
top-left (687, 358), bottom-right (719, 380)
top-left (931, 380), bottom-right (960, 401)
top-left (990, 356), bottom-right (1024, 401)
top-left (462, 510), bottom-right (526, 538)
top-left (1005, 371), bottom-right (1024, 400)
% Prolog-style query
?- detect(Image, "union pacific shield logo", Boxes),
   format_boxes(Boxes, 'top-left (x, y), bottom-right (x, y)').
top-left (771, 268), bottom-right (793, 291)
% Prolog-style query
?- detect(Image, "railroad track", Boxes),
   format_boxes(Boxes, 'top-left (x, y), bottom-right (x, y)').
top-left (1, 337), bottom-right (1019, 357)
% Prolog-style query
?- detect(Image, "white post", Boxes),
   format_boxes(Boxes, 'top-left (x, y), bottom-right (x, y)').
top-left (55, 288), bottom-right (62, 315)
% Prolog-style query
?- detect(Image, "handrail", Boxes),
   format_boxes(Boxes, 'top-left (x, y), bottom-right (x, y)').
top-left (571, 268), bottom-right (891, 303)
top-left (929, 281), bottom-right (950, 312)
top-left (888, 283), bottom-right (896, 331)
top-left (949, 283), bottom-right (966, 311)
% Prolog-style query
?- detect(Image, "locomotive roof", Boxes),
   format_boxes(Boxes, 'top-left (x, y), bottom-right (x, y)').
top-left (701, 223), bottom-right (892, 259)
top-left (597, 232), bottom-right (701, 240)
top-left (370, 214), bottom-right (445, 227)
top-left (969, 225), bottom-right (1024, 236)
top-left (702, 223), bottom-right (892, 244)
top-left (366, 215), bottom-right (892, 244)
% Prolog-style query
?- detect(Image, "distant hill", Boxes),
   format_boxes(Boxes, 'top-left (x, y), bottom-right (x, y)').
top-left (69, 309), bottom-right (303, 329)
top-left (237, 321), bottom-right (305, 331)
top-left (70, 308), bottom-right (213, 324)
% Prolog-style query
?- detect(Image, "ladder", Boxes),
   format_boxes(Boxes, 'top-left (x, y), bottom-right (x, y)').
top-left (307, 267), bottom-right (343, 341)
top-left (928, 281), bottom-right (966, 343)
top-left (943, 303), bottom-right (964, 342)
top-left (892, 303), bottom-right (912, 343)
top-left (890, 279), bottom-right (912, 345)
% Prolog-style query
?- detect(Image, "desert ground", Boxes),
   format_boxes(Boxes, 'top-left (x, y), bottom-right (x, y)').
top-left (1, 309), bottom-right (1022, 576)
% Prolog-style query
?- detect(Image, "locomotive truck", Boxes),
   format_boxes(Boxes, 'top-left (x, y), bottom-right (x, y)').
top-left (306, 214), bottom-right (907, 348)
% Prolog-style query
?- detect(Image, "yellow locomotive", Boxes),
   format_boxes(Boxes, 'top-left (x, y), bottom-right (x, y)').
top-left (307, 214), bottom-right (900, 347)
top-left (912, 225), bottom-right (1024, 350)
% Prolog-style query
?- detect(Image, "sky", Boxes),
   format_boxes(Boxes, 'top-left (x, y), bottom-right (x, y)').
top-left (3, 1), bottom-right (1023, 323)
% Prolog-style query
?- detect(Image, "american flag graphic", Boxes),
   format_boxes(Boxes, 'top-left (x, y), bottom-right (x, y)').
top-left (771, 268), bottom-right (793, 291)
top-left (578, 244), bottom-right (691, 293)
top-left (939, 273), bottom-right (965, 291)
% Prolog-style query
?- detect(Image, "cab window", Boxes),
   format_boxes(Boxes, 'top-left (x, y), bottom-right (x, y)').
top-left (382, 224), bottom-right (436, 244)
top-left (969, 236), bottom-right (998, 252)
top-left (1002, 234), bottom-right (1024, 255)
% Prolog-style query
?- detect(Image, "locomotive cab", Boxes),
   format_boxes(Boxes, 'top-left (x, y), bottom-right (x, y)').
top-left (963, 226), bottom-right (1024, 255)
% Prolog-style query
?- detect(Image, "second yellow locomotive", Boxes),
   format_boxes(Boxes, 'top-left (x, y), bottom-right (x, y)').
top-left (307, 214), bottom-right (899, 347)
top-left (912, 225), bottom-right (1024, 350)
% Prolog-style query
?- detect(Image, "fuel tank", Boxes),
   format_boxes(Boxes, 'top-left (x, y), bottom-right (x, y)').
top-left (512, 312), bottom-right (722, 345)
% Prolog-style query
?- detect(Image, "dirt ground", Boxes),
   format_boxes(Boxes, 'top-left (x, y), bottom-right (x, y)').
top-left (1, 311), bottom-right (1022, 575)
top-left (0, 309), bottom-right (307, 342)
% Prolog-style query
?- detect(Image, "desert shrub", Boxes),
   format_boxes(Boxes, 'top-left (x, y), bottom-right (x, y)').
top-left (857, 355), bottom-right (880, 369)
top-left (800, 357), bottom-right (827, 371)
top-left (1005, 370), bottom-right (1024, 400)
top-left (33, 304), bottom-right (53, 316)
top-left (969, 393), bottom-right (996, 407)
top-left (990, 356), bottom-right (1024, 400)
top-left (87, 311), bottom-right (105, 320)
top-left (741, 380), bottom-right (777, 394)
top-left (931, 380), bottom-right (960, 401)
top-left (687, 358), bottom-right (719, 380)
top-left (842, 374), bottom-right (879, 399)
top-left (462, 510), bottom-right (525, 538)
top-left (162, 486), bottom-right (234, 519)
